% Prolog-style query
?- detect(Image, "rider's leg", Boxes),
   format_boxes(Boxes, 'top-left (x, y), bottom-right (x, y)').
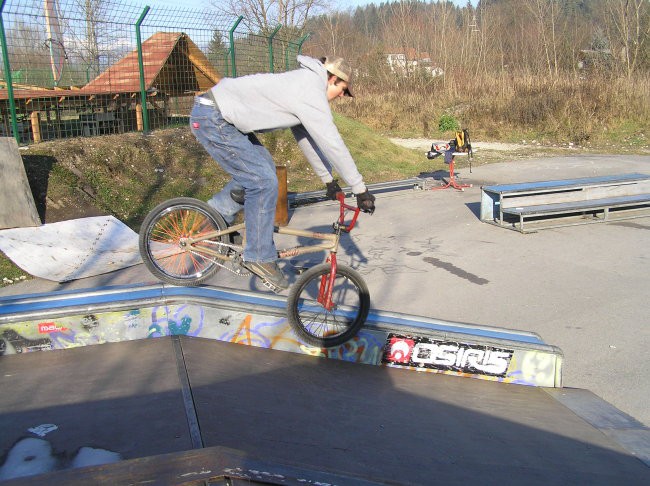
top-left (190, 102), bottom-right (287, 289)
top-left (207, 180), bottom-right (244, 225)
top-left (242, 137), bottom-right (278, 263)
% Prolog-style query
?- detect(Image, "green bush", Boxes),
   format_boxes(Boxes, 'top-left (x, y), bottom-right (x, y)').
top-left (438, 114), bottom-right (459, 132)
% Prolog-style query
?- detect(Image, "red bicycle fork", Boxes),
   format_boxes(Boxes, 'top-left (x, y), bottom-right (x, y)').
top-left (317, 254), bottom-right (337, 311)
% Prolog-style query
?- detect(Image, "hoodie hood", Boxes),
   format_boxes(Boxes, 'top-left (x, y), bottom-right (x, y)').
top-left (296, 55), bottom-right (328, 81)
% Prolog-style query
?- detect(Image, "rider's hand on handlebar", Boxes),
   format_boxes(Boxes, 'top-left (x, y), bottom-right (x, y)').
top-left (355, 189), bottom-right (376, 214)
top-left (325, 179), bottom-right (344, 201)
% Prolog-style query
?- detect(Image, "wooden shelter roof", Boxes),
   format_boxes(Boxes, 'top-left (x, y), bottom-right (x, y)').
top-left (0, 32), bottom-right (221, 102)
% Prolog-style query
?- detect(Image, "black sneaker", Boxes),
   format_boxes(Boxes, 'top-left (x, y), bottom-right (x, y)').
top-left (243, 260), bottom-right (289, 292)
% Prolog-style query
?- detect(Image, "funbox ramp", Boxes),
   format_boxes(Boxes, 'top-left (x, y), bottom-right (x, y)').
top-left (0, 284), bottom-right (562, 387)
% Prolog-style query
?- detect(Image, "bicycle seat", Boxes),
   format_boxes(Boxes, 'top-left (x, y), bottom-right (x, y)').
top-left (230, 188), bottom-right (245, 204)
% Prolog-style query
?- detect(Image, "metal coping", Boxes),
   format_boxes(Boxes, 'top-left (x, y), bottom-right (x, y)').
top-left (482, 173), bottom-right (650, 193)
top-left (0, 283), bottom-right (553, 350)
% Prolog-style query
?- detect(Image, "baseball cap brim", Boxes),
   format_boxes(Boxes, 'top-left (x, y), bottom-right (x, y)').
top-left (323, 56), bottom-right (354, 97)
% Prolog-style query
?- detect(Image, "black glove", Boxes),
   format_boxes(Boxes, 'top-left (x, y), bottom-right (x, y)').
top-left (325, 179), bottom-right (343, 200)
top-left (356, 189), bottom-right (376, 214)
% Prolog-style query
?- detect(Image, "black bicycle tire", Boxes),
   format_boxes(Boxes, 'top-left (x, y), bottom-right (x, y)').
top-left (287, 263), bottom-right (370, 347)
top-left (139, 197), bottom-right (229, 286)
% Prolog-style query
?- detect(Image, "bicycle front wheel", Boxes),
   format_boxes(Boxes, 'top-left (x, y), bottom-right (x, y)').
top-left (139, 197), bottom-right (229, 286)
top-left (287, 263), bottom-right (370, 348)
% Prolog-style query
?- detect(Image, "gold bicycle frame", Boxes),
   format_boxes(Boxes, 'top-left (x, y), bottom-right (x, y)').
top-left (177, 193), bottom-right (360, 273)
top-left (182, 221), bottom-right (339, 263)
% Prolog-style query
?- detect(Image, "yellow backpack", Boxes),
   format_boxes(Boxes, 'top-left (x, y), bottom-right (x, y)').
top-left (453, 128), bottom-right (472, 156)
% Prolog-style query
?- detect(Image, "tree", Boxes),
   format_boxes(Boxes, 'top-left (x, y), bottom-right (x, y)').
top-left (605, 0), bottom-right (650, 76)
top-left (207, 29), bottom-right (229, 73)
top-left (6, 21), bottom-right (50, 86)
top-left (216, 0), bottom-right (327, 35)
top-left (60, 0), bottom-right (129, 82)
top-left (523, 0), bottom-right (562, 77)
top-left (307, 12), bottom-right (354, 56)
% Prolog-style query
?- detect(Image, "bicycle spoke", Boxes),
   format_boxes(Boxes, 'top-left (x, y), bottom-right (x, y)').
top-left (298, 307), bottom-right (351, 338)
top-left (288, 262), bottom-right (369, 347)
top-left (140, 198), bottom-right (229, 285)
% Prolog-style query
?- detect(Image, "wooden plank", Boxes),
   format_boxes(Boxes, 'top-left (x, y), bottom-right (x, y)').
top-left (185, 37), bottom-right (222, 87)
top-left (0, 137), bottom-right (41, 229)
top-left (0, 445), bottom-right (380, 486)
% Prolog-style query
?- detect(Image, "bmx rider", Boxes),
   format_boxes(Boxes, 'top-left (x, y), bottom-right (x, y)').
top-left (190, 55), bottom-right (375, 291)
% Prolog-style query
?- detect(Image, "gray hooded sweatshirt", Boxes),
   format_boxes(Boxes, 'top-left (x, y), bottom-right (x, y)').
top-left (209, 55), bottom-right (366, 194)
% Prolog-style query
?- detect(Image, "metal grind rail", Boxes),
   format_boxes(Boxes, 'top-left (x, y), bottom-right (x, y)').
top-left (289, 178), bottom-right (427, 207)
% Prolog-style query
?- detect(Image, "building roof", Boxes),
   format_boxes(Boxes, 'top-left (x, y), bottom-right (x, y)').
top-left (0, 32), bottom-right (221, 102)
top-left (385, 47), bottom-right (431, 62)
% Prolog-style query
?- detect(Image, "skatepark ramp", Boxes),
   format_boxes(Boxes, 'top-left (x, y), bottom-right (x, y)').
top-left (1, 285), bottom-right (649, 484)
top-left (0, 283), bottom-right (562, 387)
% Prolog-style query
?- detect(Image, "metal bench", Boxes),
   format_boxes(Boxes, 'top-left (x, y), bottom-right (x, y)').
top-left (480, 173), bottom-right (650, 233)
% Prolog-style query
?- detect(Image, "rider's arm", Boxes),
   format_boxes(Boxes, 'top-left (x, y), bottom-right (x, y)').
top-left (291, 123), bottom-right (367, 195)
top-left (291, 125), bottom-right (335, 183)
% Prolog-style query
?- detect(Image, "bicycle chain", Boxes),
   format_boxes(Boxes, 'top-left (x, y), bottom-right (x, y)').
top-left (188, 240), bottom-right (252, 277)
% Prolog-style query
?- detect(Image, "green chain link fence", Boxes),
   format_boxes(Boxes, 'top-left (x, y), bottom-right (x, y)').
top-left (0, 0), bottom-right (307, 144)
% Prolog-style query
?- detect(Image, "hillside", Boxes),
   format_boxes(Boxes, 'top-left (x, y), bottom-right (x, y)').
top-left (17, 115), bottom-right (436, 229)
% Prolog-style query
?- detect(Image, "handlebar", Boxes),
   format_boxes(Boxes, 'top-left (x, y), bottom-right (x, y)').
top-left (336, 192), bottom-right (360, 232)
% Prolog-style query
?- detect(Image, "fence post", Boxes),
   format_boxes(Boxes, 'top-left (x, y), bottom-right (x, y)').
top-left (30, 111), bottom-right (41, 143)
top-left (285, 32), bottom-right (311, 70)
top-left (0, 0), bottom-right (20, 144)
top-left (268, 25), bottom-right (281, 73)
top-left (228, 16), bottom-right (243, 77)
top-left (135, 6), bottom-right (150, 133)
top-left (297, 33), bottom-right (311, 55)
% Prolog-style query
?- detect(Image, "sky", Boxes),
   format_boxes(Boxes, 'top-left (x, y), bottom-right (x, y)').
top-left (143, 0), bottom-right (475, 12)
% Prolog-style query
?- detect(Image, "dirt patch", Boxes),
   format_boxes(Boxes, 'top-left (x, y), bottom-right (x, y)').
top-left (20, 151), bottom-right (108, 224)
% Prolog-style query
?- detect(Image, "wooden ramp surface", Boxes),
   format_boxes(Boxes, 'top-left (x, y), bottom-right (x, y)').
top-left (0, 337), bottom-right (648, 485)
top-left (0, 137), bottom-right (40, 229)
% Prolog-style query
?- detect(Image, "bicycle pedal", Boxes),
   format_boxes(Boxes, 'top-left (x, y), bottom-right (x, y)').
top-left (231, 253), bottom-right (250, 276)
top-left (262, 279), bottom-right (285, 294)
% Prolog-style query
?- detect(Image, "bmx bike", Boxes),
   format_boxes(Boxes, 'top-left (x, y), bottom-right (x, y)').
top-left (138, 192), bottom-right (370, 347)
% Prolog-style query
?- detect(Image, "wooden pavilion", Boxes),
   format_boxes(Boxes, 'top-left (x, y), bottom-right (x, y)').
top-left (0, 32), bottom-right (221, 142)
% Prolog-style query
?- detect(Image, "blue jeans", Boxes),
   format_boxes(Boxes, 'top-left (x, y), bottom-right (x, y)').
top-left (190, 100), bottom-right (278, 263)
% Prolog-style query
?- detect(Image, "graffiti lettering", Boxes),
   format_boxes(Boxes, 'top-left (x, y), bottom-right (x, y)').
top-left (1, 329), bottom-right (51, 354)
top-left (149, 305), bottom-right (204, 338)
top-left (37, 323), bottom-right (68, 334)
top-left (299, 331), bottom-right (384, 364)
top-left (80, 315), bottom-right (99, 330)
top-left (383, 334), bottom-right (513, 377)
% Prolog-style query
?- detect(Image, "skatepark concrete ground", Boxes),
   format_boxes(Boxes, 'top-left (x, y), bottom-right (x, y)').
top-left (3, 153), bottom-right (648, 428)
top-left (285, 153), bottom-right (650, 429)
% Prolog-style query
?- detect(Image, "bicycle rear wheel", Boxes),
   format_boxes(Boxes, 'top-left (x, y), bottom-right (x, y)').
top-left (139, 197), bottom-right (229, 286)
top-left (287, 263), bottom-right (370, 348)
